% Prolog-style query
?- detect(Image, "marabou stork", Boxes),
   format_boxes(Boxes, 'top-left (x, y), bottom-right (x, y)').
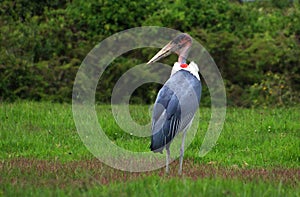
top-left (147, 33), bottom-right (201, 174)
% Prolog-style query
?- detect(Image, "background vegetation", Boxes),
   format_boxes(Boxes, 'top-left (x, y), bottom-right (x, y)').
top-left (1, 0), bottom-right (300, 106)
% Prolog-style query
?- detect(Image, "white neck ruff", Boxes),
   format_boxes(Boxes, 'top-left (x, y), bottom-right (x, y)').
top-left (171, 61), bottom-right (200, 81)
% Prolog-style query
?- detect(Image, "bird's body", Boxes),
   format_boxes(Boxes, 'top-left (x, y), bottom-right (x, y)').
top-left (150, 62), bottom-right (201, 153)
top-left (147, 33), bottom-right (201, 174)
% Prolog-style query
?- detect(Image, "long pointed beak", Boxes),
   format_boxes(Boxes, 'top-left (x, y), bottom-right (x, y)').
top-left (147, 42), bottom-right (174, 64)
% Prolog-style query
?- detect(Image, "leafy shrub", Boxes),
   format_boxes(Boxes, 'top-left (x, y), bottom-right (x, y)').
top-left (0, 0), bottom-right (299, 106)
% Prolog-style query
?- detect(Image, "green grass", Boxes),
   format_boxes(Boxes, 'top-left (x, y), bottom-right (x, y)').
top-left (0, 102), bottom-right (299, 196)
top-left (1, 102), bottom-right (299, 166)
top-left (2, 176), bottom-right (299, 197)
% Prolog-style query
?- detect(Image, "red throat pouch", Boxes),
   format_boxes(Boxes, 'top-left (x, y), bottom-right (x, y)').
top-left (180, 63), bottom-right (188, 68)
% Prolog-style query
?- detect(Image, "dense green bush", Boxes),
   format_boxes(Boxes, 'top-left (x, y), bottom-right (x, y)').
top-left (0, 0), bottom-right (299, 106)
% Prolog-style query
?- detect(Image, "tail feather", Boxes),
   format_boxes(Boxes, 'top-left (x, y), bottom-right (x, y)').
top-left (150, 119), bottom-right (174, 153)
top-left (150, 131), bottom-right (164, 153)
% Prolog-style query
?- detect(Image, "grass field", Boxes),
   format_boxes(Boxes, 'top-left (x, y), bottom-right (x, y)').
top-left (0, 102), bottom-right (299, 196)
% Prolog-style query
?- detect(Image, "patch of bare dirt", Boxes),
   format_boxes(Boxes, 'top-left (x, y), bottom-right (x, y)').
top-left (0, 158), bottom-right (299, 188)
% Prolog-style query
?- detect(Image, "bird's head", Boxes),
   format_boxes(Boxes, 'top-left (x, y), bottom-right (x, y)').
top-left (147, 33), bottom-right (192, 64)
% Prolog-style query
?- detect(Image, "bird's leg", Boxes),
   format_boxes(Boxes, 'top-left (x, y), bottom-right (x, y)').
top-left (166, 146), bottom-right (170, 174)
top-left (178, 131), bottom-right (187, 175)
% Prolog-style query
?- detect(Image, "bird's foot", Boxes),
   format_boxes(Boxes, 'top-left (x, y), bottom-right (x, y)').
top-left (178, 169), bottom-right (182, 175)
top-left (165, 167), bottom-right (169, 174)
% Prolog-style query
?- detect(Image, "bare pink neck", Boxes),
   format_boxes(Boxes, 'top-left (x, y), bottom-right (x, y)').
top-left (178, 43), bottom-right (191, 64)
top-left (178, 56), bottom-right (186, 64)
